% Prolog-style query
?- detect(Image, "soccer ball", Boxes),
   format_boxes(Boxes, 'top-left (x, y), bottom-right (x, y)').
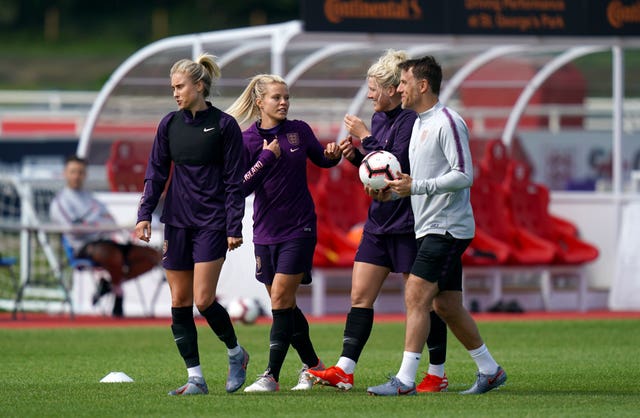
top-left (358, 150), bottom-right (402, 191)
top-left (226, 298), bottom-right (262, 324)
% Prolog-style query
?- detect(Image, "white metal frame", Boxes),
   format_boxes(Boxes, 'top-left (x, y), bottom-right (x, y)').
top-left (75, 20), bottom-right (640, 313)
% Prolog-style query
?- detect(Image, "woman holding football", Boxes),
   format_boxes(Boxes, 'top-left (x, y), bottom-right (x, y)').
top-left (226, 74), bottom-right (342, 392)
top-left (307, 49), bottom-right (450, 393)
top-left (135, 53), bottom-right (249, 396)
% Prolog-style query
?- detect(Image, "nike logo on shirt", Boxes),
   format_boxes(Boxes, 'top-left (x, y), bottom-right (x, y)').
top-left (203, 127), bottom-right (215, 132)
top-left (290, 147), bottom-right (300, 152)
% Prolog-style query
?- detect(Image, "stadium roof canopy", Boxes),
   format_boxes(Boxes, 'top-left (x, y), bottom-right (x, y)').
top-left (78, 19), bottom-right (640, 193)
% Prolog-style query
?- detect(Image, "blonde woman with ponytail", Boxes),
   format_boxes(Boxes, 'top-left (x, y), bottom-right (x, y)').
top-left (227, 74), bottom-right (342, 392)
top-left (135, 53), bottom-right (249, 396)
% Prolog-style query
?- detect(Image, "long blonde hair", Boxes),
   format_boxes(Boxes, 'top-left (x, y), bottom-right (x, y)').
top-left (367, 49), bottom-right (409, 89)
top-left (170, 53), bottom-right (221, 98)
top-left (226, 74), bottom-right (287, 126)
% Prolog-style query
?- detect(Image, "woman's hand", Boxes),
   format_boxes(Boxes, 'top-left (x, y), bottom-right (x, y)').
top-left (339, 136), bottom-right (356, 161)
top-left (344, 114), bottom-right (370, 139)
top-left (324, 141), bottom-right (342, 160)
top-left (263, 138), bottom-right (281, 158)
top-left (135, 221), bottom-right (151, 242)
top-left (228, 236), bottom-right (243, 251)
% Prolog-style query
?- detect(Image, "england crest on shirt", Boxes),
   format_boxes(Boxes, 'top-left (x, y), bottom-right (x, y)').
top-left (287, 133), bottom-right (299, 145)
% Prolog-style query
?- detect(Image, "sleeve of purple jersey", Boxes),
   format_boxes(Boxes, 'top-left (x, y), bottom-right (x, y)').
top-left (302, 122), bottom-right (340, 169)
top-left (389, 111), bottom-right (416, 174)
top-left (221, 115), bottom-right (246, 238)
top-left (241, 137), bottom-right (278, 197)
top-left (350, 147), bottom-right (365, 167)
top-left (137, 115), bottom-right (172, 223)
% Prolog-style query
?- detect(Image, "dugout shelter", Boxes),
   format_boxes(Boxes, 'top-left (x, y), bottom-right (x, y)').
top-left (73, 1), bottom-right (640, 312)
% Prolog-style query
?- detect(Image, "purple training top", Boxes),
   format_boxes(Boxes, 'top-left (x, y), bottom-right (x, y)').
top-left (137, 102), bottom-right (245, 237)
top-left (348, 105), bottom-right (416, 235)
top-left (242, 119), bottom-right (339, 245)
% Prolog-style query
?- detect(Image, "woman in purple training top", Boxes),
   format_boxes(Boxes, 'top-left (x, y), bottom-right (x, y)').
top-left (226, 74), bottom-right (342, 392)
top-left (307, 50), bottom-right (450, 393)
top-left (135, 53), bottom-right (249, 396)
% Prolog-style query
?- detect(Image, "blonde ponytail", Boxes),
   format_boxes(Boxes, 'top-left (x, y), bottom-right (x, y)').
top-left (170, 52), bottom-right (221, 98)
top-left (367, 49), bottom-right (410, 89)
top-left (226, 74), bottom-right (287, 126)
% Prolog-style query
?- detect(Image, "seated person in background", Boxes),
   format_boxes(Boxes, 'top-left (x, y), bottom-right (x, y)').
top-left (49, 155), bottom-right (161, 317)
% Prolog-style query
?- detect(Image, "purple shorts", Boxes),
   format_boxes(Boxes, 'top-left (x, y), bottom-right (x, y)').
top-left (162, 224), bottom-right (227, 270)
top-left (411, 233), bottom-right (472, 291)
top-left (354, 230), bottom-right (417, 273)
top-left (254, 237), bottom-right (316, 285)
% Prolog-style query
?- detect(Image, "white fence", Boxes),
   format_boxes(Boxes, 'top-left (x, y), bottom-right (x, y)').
top-left (2, 89), bottom-right (640, 132)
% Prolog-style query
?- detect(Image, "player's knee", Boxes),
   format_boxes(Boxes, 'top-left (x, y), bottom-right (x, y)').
top-left (171, 288), bottom-right (194, 308)
top-left (433, 303), bottom-right (451, 321)
top-left (433, 298), bottom-right (463, 322)
top-left (270, 292), bottom-right (296, 310)
top-left (405, 291), bottom-right (428, 312)
top-left (194, 293), bottom-right (215, 312)
top-left (351, 292), bottom-right (375, 308)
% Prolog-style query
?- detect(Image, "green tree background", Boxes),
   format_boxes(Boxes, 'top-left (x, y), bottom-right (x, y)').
top-left (0, 0), bottom-right (299, 89)
top-left (0, 1), bottom-right (635, 96)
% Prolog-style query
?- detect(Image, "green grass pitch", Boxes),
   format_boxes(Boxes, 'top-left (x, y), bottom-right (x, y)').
top-left (1, 318), bottom-right (638, 417)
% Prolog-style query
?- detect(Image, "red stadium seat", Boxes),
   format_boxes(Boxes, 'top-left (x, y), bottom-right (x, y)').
top-left (550, 215), bottom-right (579, 237)
top-left (314, 163), bottom-right (370, 232)
top-left (311, 162), bottom-right (369, 267)
top-left (503, 160), bottom-right (599, 265)
top-left (479, 139), bottom-right (510, 183)
top-left (463, 159), bottom-right (512, 266)
top-left (478, 138), bottom-right (535, 182)
top-left (465, 144), bottom-right (593, 311)
top-left (470, 164), bottom-right (556, 265)
top-left (462, 227), bottom-right (512, 266)
top-left (105, 140), bottom-right (153, 192)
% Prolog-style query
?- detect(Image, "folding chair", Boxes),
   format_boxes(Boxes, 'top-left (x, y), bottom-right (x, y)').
top-left (61, 235), bottom-right (111, 314)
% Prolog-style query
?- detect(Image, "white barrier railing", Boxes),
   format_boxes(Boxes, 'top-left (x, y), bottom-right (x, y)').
top-left (0, 90), bottom-right (639, 139)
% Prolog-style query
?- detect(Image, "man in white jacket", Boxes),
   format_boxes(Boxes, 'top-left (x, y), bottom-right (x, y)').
top-left (367, 55), bottom-right (507, 396)
top-left (50, 155), bottom-right (161, 317)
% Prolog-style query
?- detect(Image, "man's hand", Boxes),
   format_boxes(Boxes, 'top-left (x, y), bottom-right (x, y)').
top-left (386, 172), bottom-right (412, 198)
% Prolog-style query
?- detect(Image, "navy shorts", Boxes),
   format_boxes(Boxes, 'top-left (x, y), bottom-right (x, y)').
top-left (410, 233), bottom-right (472, 291)
top-left (354, 230), bottom-right (417, 273)
top-left (254, 237), bottom-right (316, 285)
top-left (162, 224), bottom-right (227, 270)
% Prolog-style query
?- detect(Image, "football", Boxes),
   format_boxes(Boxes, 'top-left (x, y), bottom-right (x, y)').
top-left (226, 297), bottom-right (262, 324)
top-left (358, 150), bottom-right (402, 191)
